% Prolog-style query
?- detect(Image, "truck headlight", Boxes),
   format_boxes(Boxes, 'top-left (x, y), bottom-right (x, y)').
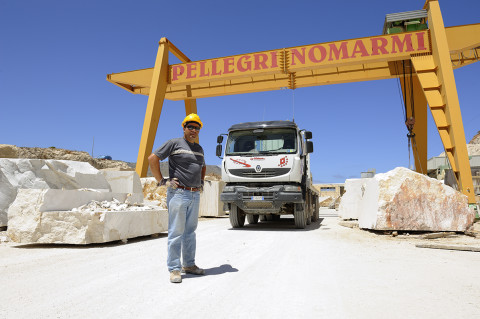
top-left (284, 185), bottom-right (301, 192)
top-left (223, 186), bottom-right (235, 192)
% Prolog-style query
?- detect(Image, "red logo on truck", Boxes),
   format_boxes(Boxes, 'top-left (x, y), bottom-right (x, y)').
top-left (230, 158), bottom-right (251, 167)
top-left (278, 156), bottom-right (288, 167)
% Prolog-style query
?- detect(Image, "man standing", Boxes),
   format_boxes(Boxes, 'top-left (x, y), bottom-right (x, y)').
top-left (148, 113), bottom-right (206, 283)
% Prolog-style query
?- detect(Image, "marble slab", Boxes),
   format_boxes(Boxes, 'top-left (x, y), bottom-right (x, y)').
top-left (7, 189), bottom-right (165, 244)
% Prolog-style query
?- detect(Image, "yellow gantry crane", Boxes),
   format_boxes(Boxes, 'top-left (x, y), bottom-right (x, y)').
top-left (107, 0), bottom-right (480, 203)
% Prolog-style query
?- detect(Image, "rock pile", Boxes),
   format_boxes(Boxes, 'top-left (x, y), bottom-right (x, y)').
top-left (141, 177), bottom-right (168, 209)
top-left (71, 198), bottom-right (157, 213)
top-left (469, 131), bottom-right (480, 145)
top-left (0, 144), bottom-right (132, 170)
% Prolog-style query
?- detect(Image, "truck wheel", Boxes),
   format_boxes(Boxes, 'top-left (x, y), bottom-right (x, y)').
top-left (247, 214), bottom-right (259, 224)
top-left (306, 193), bottom-right (312, 225)
top-left (230, 204), bottom-right (245, 228)
top-left (259, 215), bottom-right (267, 222)
top-left (294, 203), bottom-right (306, 229)
top-left (312, 196), bottom-right (319, 222)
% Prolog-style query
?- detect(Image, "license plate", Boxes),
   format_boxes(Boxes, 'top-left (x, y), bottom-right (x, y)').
top-left (251, 196), bottom-right (264, 200)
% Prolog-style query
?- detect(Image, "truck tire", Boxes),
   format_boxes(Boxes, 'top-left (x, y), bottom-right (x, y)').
top-left (247, 214), bottom-right (259, 224)
top-left (259, 215), bottom-right (267, 222)
top-left (294, 203), bottom-right (306, 229)
top-left (306, 193), bottom-right (312, 225)
top-left (312, 195), bottom-right (319, 222)
top-left (230, 204), bottom-right (245, 228)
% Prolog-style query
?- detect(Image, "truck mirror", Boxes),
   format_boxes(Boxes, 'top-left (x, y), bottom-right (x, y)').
top-left (216, 144), bottom-right (223, 157)
top-left (217, 135), bottom-right (224, 143)
top-left (304, 131), bottom-right (312, 140)
top-left (306, 141), bottom-right (313, 153)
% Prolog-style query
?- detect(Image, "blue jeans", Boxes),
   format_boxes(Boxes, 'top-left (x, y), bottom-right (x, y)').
top-left (166, 187), bottom-right (201, 272)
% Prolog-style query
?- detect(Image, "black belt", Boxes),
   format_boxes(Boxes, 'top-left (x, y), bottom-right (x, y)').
top-left (176, 185), bottom-right (201, 192)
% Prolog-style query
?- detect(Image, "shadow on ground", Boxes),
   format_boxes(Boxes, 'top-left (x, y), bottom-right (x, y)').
top-left (183, 264), bottom-right (239, 279)
top-left (228, 217), bottom-right (324, 232)
top-left (12, 233), bottom-right (168, 249)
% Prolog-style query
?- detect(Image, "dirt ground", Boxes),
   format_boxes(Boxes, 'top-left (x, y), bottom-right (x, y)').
top-left (1, 209), bottom-right (479, 318)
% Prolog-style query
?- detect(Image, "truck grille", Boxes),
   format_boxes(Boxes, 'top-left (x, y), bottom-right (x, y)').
top-left (228, 168), bottom-right (290, 178)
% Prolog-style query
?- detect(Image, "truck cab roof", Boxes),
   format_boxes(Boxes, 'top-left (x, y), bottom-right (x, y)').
top-left (228, 120), bottom-right (297, 131)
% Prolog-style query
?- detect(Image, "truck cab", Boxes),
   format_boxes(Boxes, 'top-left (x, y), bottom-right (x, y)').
top-left (216, 120), bottom-right (318, 229)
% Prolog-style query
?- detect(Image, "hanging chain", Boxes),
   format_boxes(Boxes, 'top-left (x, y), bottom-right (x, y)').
top-left (408, 136), bottom-right (412, 169)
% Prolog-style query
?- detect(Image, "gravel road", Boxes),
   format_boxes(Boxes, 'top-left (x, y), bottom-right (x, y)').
top-left (1, 209), bottom-right (480, 318)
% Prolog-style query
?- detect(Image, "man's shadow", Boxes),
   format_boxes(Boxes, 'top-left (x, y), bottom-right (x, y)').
top-left (183, 264), bottom-right (238, 278)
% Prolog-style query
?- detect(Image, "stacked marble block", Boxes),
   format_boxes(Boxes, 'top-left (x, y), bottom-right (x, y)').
top-left (1, 159), bottom-right (167, 244)
top-left (199, 180), bottom-right (226, 217)
top-left (338, 167), bottom-right (475, 231)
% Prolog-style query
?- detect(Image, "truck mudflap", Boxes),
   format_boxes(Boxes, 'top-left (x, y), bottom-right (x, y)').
top-left (220, 185), bottom-right (303, 213)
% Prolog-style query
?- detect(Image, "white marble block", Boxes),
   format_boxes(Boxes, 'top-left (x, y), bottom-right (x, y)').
top-left (338, 179), bottom-right (365, 220)
top-left (7, 189), bottom-right (166, 244)
top-left (101, 170), bottom-right (143, 194)
top-left (0, 159), bottom-right (111, 227)
top-left (199, 180), bottom-right (225, 217)
top-left (358, 167), bottom-right (475, 231)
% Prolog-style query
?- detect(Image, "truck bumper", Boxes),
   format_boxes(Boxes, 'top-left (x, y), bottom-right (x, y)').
top-left (220, 185), bottom-right (303, 213)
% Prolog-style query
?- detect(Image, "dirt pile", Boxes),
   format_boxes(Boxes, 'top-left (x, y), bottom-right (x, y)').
top-left (469, 131), bottom-right (480, 144)
top-left (0, 144), bottom-right (133, 171)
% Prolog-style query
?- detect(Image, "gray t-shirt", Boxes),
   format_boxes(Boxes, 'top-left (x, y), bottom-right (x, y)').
top-left (154, 137), bottom-right (205, 188)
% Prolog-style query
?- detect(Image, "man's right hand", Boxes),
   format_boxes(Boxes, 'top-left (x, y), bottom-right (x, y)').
top-left (157, 178), bottom-right (179, 189)
top-left (166, 178), bottom-right (179, 189)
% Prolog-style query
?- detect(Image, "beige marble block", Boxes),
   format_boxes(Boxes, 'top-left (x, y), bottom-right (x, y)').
top-left (338, 178), bottom-right (365, 220)
top-left (358, 167), bottom-right (475, 231)
top-left (7, 189), bottom-right (163, 244)
top-left (101, 170), bottom-right (143, 194)
top-left (199, 180), bottom-right (226, 217)
top-left (0, 159), bottom-right (111, 227)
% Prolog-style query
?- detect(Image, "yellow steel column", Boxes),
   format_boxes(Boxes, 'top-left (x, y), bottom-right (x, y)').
top-left (184, 98), bottom-right (199, 143)
top-left (400, 70), bottom-right (428, 175)
top-left (135, 38), bottom-right (169, 177)
top-left (411, 74), bottom-right (428, 175)
top-left (184, 99), bottom-right (197, 115)
top-left (424, 0), bottom-right (474, 203)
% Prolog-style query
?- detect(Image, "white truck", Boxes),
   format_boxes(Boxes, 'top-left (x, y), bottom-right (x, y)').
top-left (216, 120), bottom-right (319, 229)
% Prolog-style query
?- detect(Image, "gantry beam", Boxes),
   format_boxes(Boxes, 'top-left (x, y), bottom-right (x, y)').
top-left (107, 24), bottom-right (480, 100)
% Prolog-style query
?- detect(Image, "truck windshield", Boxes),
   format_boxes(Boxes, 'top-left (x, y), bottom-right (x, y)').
top-left (225, 128), bottom-right (297, 155)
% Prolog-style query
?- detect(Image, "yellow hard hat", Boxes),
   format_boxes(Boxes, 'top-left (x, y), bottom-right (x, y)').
top-left (182, 113), bottom-right (203, 128)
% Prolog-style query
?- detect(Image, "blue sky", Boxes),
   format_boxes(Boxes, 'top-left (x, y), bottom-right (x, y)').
top-left (1, 0), bottom-right (479, 183)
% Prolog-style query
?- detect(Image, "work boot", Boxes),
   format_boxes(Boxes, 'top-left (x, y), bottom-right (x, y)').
top-left (170, 270), bottom-right (182, 283)
top-left (182, 265), bottom-right (205, 275)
